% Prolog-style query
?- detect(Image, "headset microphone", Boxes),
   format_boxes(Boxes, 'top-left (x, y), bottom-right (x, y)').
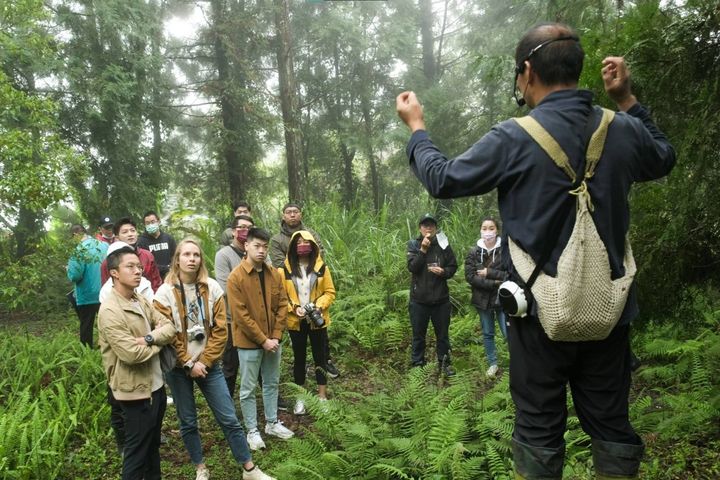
top-left (513, 66), bottom-right (526, 107)
top-left (511, 35), bottom-right (578, 108)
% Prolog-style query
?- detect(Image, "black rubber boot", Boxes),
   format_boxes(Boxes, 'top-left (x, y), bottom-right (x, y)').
top-left (512, 437), bottom-right (564, 479)
top-left (592, 438), bottom-right (645, 479)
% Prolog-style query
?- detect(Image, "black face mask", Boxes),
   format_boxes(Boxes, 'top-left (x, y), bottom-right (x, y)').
top-left (512, 35), bottom-right (579, 108)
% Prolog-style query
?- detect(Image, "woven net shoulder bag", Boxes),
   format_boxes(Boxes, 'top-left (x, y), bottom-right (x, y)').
top-left (509, 108), bottom-right (636, 341)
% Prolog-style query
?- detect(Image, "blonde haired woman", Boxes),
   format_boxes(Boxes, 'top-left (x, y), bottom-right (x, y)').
top-left (154, 239), bottom-right (274, 480)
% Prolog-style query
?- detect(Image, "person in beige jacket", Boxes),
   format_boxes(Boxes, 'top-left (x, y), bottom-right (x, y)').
top-left (226, 228), bottom-right (293, 451)
top-left (98, 246), bottom-right (176, 480)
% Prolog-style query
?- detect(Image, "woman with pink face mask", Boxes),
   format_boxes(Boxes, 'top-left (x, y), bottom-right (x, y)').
top-left (279, 230), bottom-right (336, 415)
top-left (465, 218), bottom-right (509, 377)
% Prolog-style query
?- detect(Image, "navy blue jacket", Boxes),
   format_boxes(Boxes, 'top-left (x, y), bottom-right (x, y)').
top-left (407, 89), bottom-right (675, 323)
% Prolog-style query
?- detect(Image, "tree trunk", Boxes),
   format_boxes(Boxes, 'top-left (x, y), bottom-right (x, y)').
top-left (13, 74), bottom-right (43, 258)
top-left (419, 0), bottom-right (452, 213)
top-left (361, 95), bottom-right (381, 211)
top-left (211, 0), bottom-right (250, 205)
top-left (274, 0), bottom-right (305, 202)
top-left (340, 143), bottom-right (356, 208)
top-left (419, 0), bottom-right (436, 85)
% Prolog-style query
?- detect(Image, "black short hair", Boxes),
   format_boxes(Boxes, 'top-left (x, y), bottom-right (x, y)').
top-left (143, 211), bottom-right (159, 222)
top-left (112, 217), bottom-right (137, 236)
top-left (233, 215), bottom-right (254, 228)
top-left (233, 201), bottom-right (251, 212)
top-left (70, 224), bottom-right (87, 235)
top-left (283, 202), bottom-right (302, 212)
top-left (107, 247), bottom-right (138, 271)
top-left (247, 227), bottom-right (271, 243)
top-left (515, 23), bottom-right (583, 86)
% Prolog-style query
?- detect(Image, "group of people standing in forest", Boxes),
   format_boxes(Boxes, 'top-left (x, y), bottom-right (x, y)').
top-left (66, 203), bottom-right (337, 480)
top-left (64, 21), bottom-right (676, 480)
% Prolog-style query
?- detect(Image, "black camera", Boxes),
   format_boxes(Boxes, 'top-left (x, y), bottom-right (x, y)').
top-left (187, 324), bottom-right (205, 342)
top-left (303, 303), bottom-right (325, 327)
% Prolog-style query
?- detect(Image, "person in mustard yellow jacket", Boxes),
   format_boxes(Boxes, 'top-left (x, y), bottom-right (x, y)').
top-left (280, 230), bottom-right (336, 415)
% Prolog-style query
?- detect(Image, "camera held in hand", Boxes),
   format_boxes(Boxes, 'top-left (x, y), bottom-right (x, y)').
top-left (186, 324), bottom-right (206, 342)
top-left (303, 303), bottom-right (325, 327)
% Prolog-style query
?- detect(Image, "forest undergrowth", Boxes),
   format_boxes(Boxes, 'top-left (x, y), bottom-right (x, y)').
top-left (0, 204), bottom-right (718, 479)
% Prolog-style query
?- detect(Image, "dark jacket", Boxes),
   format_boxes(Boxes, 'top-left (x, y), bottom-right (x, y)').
top-left (407, 89), bottom-right (675, 323)
top-left (269, 221), bottom-right (323, 268)
top-left (407, 236), bottom-right (457, 305)
top-left (465, 238), bottom-right (508, 310)
top-left (136, 231), bottom-right (177, 278)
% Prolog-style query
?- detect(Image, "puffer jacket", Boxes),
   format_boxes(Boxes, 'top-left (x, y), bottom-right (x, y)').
top-left (407, 235), bottom-right (457, 305)
top-left (280, 231), bottom-right (336, 331)
top-left (465, 237), bottom-right (508, 310)
top-left (98, 289), bottom-right (177, 401)
top-left (153, 278), bottom-right (226, 368)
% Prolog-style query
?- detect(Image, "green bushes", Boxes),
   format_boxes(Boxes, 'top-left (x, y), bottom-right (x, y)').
top-left (0, 203), bottom-right (718, 478)
top-left (0, 327), bottom-right (109, 480)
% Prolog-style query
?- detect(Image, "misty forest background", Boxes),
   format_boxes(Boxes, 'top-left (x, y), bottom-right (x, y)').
top-left (1, 0), bottom-right (719, 479)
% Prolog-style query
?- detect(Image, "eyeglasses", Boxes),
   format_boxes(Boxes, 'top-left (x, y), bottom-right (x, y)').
top-left (121, 263), bottom-right (144, 272)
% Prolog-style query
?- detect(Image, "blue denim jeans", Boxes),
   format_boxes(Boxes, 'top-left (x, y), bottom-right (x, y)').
top-left (238, 346), bottom-right (281, 431)
top-left (477, 306), bottom-right (507, 366)
top-left (165, 364), bottom-right (252, 465)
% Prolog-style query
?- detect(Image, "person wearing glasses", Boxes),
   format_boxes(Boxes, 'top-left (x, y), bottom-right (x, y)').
top-left (98, 246), bottom-right (176, 480)
top-left (215, 214), bottom-right (255, 396)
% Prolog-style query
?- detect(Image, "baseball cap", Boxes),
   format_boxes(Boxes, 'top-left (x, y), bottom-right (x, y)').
top-left (99, 216), bottom-right (114, 228)
top-left (106, 241), bottom-right (133, 258)
top-left (418, 213), bottom-right (438, 225)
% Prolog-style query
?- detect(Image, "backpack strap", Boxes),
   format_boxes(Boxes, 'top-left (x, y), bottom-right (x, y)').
top-left (514, 108), bottom-right (615, 212)
top-left (514, 115), bottom-right (577, 183)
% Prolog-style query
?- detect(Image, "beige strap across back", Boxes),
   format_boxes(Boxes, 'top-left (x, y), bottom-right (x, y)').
top-left (509, 108), bottom-right (637, 341)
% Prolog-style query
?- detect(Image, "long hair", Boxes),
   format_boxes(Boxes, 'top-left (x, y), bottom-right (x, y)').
top-left (287, 231), bottom-right (318, 278)
top-left (164, 239), bottom-right (209, 285)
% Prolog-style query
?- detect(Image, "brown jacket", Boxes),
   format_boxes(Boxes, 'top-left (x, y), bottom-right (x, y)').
top-left (153, 278), bottom-right (227, 368)
top-left (98, 289), bottom-right (176, 401)
top-left (227, 259), bottom-right (287, 349)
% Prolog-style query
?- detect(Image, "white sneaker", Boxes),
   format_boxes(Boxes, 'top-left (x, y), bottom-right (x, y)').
top-left (246, 428), bottom-right (266, 450)
top-left (294, 399), bottom-right (306, 415)
top-left (265, 420), bottom-right (294, 439)
top-left (243, 465), bottom-right (276, 480)
top-left (486, 365), bottom-right (499, 377)
top-left (166, 395), bottom-right (174, 406)
top-left (195, 466), bottom-right (210, 480)
top-left (318, 397), bottom-right (329, 413)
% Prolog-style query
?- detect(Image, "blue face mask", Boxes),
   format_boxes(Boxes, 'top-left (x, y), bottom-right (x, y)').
top-left (146, 223), bottom-right (160, 235)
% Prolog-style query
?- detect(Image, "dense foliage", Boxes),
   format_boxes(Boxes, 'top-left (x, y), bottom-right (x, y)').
top-left (1, 206), bottom-right (719, 479)
top-left (1, 0), bottom-right (719, 476)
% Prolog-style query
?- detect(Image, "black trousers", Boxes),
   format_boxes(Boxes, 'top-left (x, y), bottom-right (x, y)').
top-left (409, 301), bottom-right (451, 366)
top-left (508, 316), bottom-right (641, 449)
top-left (76, 303), bottom-right (99, 347)
top-left (222, 317), bottom-right (239, 395)
top-left (119, 387), bottom-right (167, 480)
top-left (107, 386), bottom-right (125, 453)
top-left (289, 322), bottom-right (327, 386)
